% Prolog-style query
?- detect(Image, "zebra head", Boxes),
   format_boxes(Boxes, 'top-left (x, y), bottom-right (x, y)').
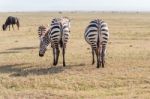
top-left (38, 25), bottom-right (50, 57)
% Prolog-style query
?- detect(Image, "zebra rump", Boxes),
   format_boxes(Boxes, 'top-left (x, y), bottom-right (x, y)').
top-left (85, 19), bottom-right (109, 68)
top-left (49, 17), bottom-right (70, 66)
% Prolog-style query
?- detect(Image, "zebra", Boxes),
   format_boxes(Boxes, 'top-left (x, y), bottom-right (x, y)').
top-left (38, 25), bottom-right (51, 57)
top-left (84, 19), bottom-right (109, 68)
top-left (50, 17), bottom-right (70, 66)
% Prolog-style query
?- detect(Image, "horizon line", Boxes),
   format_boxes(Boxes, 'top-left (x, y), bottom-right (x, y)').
top-left (1, 10), bottom-right (150, 13)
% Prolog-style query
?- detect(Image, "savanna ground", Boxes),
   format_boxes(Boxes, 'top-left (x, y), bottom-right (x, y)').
top-left (0, 12), bottom-right (150, 99)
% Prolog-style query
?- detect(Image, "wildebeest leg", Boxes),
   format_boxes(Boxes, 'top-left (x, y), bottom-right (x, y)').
top-left (9, 25), bottom-right (10, 31)
top-left (101, 45), bottom-right (106, 68)
top-left (62, 46), bottom-right (66, 67)
top-left (92, 48), bottom-right (95, 65)
top-left (17, 24), bottom-right (19, 30)
top-left (12, 24), bottom-right (14, 30)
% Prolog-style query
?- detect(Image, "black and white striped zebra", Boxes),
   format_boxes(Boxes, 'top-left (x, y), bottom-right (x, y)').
top-left (38, 25), bottom-right (51, 57)
top-left (50, 17), bottom-right (70, 66)
top-left (84, 19), bottom-right (109, 68)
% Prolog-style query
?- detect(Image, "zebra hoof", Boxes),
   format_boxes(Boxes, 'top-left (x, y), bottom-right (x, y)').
top-left (97, 62), bottom-right (100, 68)
top-left (92, 62), bottom-right (95, 65)
top-left (102, 62), bottom-right (105, 68)
top-left (63, 64), bottom-right (66, 67)
top-left (97, 66), bottom-right (100, 68)
top-left (53, 63), bottom-right (57, 66)
top-left (102, 65), bottom-right (104, 68)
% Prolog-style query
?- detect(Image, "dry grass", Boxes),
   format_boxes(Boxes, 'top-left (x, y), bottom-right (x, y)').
top-left (0, 12), bottom-right (150, 99)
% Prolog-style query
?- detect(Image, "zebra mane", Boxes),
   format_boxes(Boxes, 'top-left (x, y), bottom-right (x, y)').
top-left (38, 25), bottom-right (46, 29)
top-left (51, 18), bottom-right (61, 23)
top-left (38, 25), bottom-right (50, 38)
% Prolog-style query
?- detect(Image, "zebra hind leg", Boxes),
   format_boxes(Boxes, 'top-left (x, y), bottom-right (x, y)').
top-left (92, 49), bottom-right (95, 65)
top-left (101, 45), bottom-right (106, 68)
top-left (62, 46), bottom-right (66, 67)
top-left (95, 49), bottom-right (100, 68)
top-left (55, 48), bottom-right (60, 65)
top-left (53, 48), bottom-right (56, 66)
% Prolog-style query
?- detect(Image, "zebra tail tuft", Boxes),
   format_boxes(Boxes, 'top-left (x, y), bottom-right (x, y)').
top-left (60, 39), bottom-right (63, 48)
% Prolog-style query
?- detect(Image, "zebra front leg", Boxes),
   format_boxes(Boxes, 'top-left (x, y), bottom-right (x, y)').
top-left (101, 45), bottom-right (106, 68)
top-left (62, 46), bottom-right (66, 67)
top-left (92, 48), bottom-right (95, 65)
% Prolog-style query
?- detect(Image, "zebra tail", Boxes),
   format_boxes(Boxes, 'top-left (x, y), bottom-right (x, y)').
top-left (60, 39), bottom-right (63, 48)
top-left (97, 20), bottom-right (101, 47)
top-left (60, 23), bottom-right (63, 48)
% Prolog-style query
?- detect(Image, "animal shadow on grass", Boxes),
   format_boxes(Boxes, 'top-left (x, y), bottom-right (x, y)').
top-left (7, 46), bottom-right (38, 51)
top-left (0, 63), bottom-right (64, 77)
top-left (0, 46), bottom-right (38, 55)
top-left (65, 63), bottom-right (86, 69)
top-left (0, 51), bottom-right (20, 54)
top-left (0, 63), bottom-right (86, 77)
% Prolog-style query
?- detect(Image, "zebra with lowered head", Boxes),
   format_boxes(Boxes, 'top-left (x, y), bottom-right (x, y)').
top-left (38, 25), bottom-right (51, 57)
top-left (84, 19), bottom-right (109, 68)
top-left (50, 17), bottom-right (71, 66)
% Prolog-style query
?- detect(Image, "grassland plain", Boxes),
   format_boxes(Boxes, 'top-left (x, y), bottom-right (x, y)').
top-left (0, 12), bottom-right (150, 99)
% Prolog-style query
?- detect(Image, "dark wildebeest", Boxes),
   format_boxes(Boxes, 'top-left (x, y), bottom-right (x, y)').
top-left (2, 16), bottom-right (20, 31)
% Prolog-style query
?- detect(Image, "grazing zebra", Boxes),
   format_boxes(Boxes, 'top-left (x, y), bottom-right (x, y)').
top-left (84, 19), bottom-right (109, 68)
top-left (38, 25), bottom-right (51, 57)
top-left (2, 16), bottom-right (20, 31)
top-left (50, 17), bottom-right (70, 66)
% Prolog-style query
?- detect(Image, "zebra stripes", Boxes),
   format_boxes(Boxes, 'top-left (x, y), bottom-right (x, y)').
top-left (38, 17), bottom-right (109, 68)
top-left (50, 17), bottom-right (70, 66)
top-left (38, 25), bottom-right (51, 57)
top-left (84, 19), bottom-right (109, 68)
